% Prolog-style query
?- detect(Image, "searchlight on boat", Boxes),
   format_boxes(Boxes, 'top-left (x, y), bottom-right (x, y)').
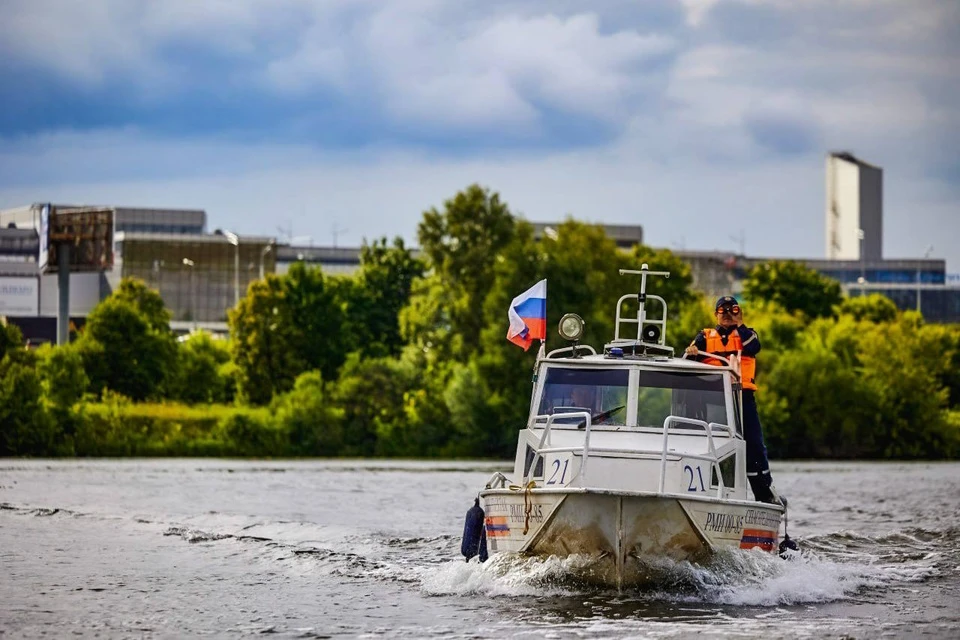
top-left (558, 313), bottom-right (585, 342)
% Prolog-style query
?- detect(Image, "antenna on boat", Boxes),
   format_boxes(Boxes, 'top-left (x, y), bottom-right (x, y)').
top-left (609, 264), bottom-right (673, 357)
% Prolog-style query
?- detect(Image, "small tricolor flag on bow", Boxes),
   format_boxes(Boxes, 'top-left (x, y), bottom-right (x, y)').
top-left (506, 279), bottom-right (546, 351)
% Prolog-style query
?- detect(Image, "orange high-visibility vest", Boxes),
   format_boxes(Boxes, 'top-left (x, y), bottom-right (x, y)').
top-left (702, 328), bottom-right (757, 391)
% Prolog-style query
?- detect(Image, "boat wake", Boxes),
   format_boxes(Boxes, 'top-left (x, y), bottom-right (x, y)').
top-left (3, 500), bottom-right (954, 608)
top-left (418, 527), bottom-right (955, 606)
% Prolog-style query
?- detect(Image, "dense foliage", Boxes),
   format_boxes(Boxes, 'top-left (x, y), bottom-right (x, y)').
top-left (1, 186), bottom-right (958, 459)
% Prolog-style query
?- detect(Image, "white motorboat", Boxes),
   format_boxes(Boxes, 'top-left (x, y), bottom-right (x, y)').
top-left (462, 265), bottom-right (791, 587)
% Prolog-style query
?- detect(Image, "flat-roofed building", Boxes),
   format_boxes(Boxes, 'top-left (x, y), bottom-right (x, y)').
top-left (1, 203), bottom-right (206, 236)
top-left (532, 222), bottom-right (643, 249)
top-left (275, 245), bottom-right (363, 276)
top-left (826, 152), bottom-right (883, 261)
top-left (115, 232), bottom-right (275, 325)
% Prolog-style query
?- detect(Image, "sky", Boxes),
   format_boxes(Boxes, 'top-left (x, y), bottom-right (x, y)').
top-left (1, 0), bottom-right (958, 270)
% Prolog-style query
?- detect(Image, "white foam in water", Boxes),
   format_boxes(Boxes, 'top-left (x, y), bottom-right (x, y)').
top-left (419, 554), bottom-right (586, 597)
top-left (417, 545), bottom-right (942, 606)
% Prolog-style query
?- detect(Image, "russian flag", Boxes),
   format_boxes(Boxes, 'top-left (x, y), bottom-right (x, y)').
top-left (507, 279), bottom-right (547, 351)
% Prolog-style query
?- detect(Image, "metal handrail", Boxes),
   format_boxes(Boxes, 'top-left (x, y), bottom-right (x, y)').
top-left (537, 445), bottom-right (720, 466)
top-left (525, 412), bottom-right (733, 497)
top-left (545, 345), bottom-right (597, 359)
top-left (484, 471), bottom-right (509, 489)
top-left (615, 293), bottom-right (668, 343)
top-left (657, 415), bottom-right (727, 498)
top-left (523, 411), bottom-right (593, 487)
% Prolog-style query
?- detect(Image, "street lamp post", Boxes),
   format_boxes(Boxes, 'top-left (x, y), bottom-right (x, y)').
top-left (224, 231), bottom-right (240, 308)
top-left (857, 228), bottom-right (865, 286)
top-left (182, 258), bottom-right (195, 327)
top-left (260, 242), bottom-right (273, 280)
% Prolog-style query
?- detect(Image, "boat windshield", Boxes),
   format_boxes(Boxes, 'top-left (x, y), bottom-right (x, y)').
top-left (537, 367), bottom-right (629, 426)
top-left (636, 370), bottom-right (728, 429)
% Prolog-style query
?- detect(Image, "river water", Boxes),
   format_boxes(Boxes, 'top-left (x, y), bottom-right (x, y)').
top-left (1, 459), bottom-right (958, 638)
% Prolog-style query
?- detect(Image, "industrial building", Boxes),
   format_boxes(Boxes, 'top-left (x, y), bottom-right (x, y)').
top-left (1, 154), bottom-right (958, 345)
top-left (0, 204), bottom-right (276, 342)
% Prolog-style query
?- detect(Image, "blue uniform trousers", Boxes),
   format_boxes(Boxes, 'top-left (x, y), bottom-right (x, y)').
top-left (741, 390), bottom-right (775, 502)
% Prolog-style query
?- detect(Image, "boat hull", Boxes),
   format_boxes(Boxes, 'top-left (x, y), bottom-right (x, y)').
top-left (480, 489), bottom-right (783, 586)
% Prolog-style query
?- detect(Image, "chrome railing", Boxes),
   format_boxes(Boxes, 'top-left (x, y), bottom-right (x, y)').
top-left (524, 413), bottom-right (733, 497)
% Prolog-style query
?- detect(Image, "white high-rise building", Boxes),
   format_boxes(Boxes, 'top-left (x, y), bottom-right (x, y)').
top-left (825, 152), bottom-right (883, 261)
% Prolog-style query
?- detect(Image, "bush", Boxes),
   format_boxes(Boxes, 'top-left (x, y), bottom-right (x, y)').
top-left (838, 294), bottom-right (899, 323)
top-left (170, 332), bottom-right (233, 404)
top-left (326, 354), bottom-right (425, 456)
top-left (273, 370), bottom-right (344, 455)
top-left (216, 411), bottom-right (285, 457)
top-left (73, 398), bottom-right (253, 456)
top-left (0, 350), bottom-right (59, 456)
top-left (36, 343), bottom-right (89, 410)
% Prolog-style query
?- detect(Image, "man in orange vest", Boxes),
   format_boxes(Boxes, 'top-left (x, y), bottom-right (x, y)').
top-left (685, 296), bottom-right (781, 505)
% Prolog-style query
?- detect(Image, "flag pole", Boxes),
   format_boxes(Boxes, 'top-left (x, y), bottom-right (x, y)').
top-left (533, 339), bottom-right (545, 379)
top-left (528, 339), bottom-right (545, 419)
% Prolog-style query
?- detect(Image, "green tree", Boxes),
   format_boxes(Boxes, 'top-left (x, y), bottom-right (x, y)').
top-left (230, 263), bottom-right (348, 404)
top-left (406, 185), bottom-right (518, 360)
top-left (443, 361), bottom-right (495, 457)
top-left (857, 314), bottom-right (952, 457)
top-left (76, 280), bottom-right (178, 401)
top-left (343, 237), bottom-right (425, 359)
top-left (0, 321), bottom-right (23, 359)
top-left (838, 293), bottom-right (899, 323)
top-left (743, 260), bottom-right (843, 319)
top-left (328, 353), bottom-right (422, 456)
top-left (36, 343), bottom-right (89, 410)
top-left (760, 316), bottom-right (884, 458)
top-left (170, 332), bottom-right (233, 404)
top-left (381, 347), bottom-right (457, 457)
top-left (0, 349), bottom-right (58, 456)
top-left (112, 278), bottom-right (173, 331)
top-left (34, 343), bottom-right (88, 453)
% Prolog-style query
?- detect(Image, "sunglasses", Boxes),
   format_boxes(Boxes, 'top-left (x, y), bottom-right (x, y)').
top-left (717, 305), bottom-right (741, 315)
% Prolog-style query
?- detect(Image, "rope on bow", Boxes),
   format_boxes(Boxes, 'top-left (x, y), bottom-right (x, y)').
top-left (508, 480), bottom-right (537, 535)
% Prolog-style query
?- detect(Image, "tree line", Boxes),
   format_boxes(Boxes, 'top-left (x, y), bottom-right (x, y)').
top-left (1, 184), bottom-right (958, 459)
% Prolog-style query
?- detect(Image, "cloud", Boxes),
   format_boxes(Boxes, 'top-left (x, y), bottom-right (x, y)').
top-left (2, 124), bottom-right (958, 271)
top-left (0, 0), bottom-right (957, 269)
top-left (743, 95), bottom-right (820, 155)
top-left (1, 1), bottom-right (676, 144)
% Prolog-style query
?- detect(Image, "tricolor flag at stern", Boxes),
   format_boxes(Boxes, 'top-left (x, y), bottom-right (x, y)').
top-left (506, 279), bottom-right (547, 351)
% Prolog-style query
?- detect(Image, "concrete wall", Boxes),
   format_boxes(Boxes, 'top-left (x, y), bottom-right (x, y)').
top-left (826, 155), bottom-right (862, 260)
top-left (858, 164), bottom-right (883, 261)
top-left (0, 276), bottom-right (40, 316)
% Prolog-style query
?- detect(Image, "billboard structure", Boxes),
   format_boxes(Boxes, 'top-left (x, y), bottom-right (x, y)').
top-left (43, 207), bottom-right (115, 273)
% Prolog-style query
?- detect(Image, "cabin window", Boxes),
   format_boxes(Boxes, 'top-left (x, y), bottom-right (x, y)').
top-left (635, 371), bottom-right (727, 428)
top-left (537, 367), bottom-right (630, 426)
top-left (524, 444), bottom-right (544, 478)
top-left (711, 454), bottom-right (737, 489)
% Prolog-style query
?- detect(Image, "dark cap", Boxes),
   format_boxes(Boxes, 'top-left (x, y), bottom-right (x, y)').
top-left (715, 295), bottom-right (739, 309)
